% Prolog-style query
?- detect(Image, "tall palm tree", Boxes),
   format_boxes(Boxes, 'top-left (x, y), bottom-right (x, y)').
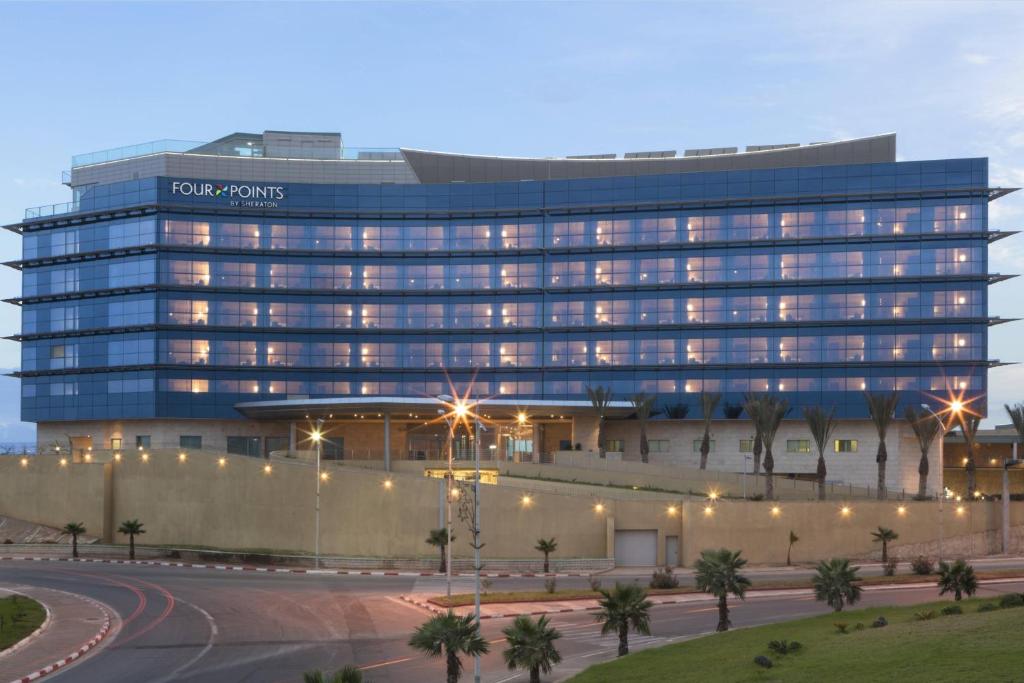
top-left (743, 393), bottom-right (765, 475)
top-left (62, 522), bottom-right (86, 559)
top-left (786, 530), bottom-right (799, 567)
top-left (302, 667), bottom-right (363, 683)
top-left (865, 392), bottom-right (900, 499)
top-left (501, 615), bottom-right (562, 683)
top-left (871, 526), bottom-right (899, 563)
top-left (937, 559), bottom-right (978, 601)
top-left (631, 393), bottom-right (656, 463)
top-left (756, 396), bottom-right (789, 500)
top-left (804, 406), bottom-right (839, 500)
top-left (408, 611), bottom-right (490, 683)
top-left (958, 413), bottom-right (982, 497)
top-left (905, 405), bottom-right (942, 499)
top-left (1005, 403), bottom-right (1024, 457)
top-left (812, 558), bottom-right (862, 612)
top-left (694, 548), bottom-right (751, 632)
top-left (585, 385), bottom-right (613, 458)
top-left (426, 528), bottom-right (454, 573)
top-left (534, 538), bottom-right (558, 574)
top-left (697, 392), bottom-right (722, 470)
top-left (117, 519), bottom-right (146, 560)
top-left (594, 582), bottom-right (653, 657)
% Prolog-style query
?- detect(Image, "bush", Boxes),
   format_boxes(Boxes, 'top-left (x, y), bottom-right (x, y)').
top-left (2, 539), bottom-right (12, 544)
top-left (753, 655), bottom-right (773, 669)
top-left (914, 610), bottom-right (937, 621)
top-left (588, 577), bottom-right (602, 592)
top-left (767, 640), bottom-right (802, 655)
top-left (544, 578), bottom-right (557, 594)
top-left (941, 605), bottom-right (962, 615)
top-left (650, 566), bottom-right (680, 589)
top-left (998, 593), bottom-right (1024, 609)
top-left (749, 494), bottom-right (765, 501)
top-left (871, 616), bottom-right (888, 628)
top-left (910, 556), bottom-right (934, 575)
top-left (481, 578), bottom-right (493, 595)
top-left (834, 622), bottom-right (849, 634)
top-left (883, 558), bottom-right (898, 577)
top-left (978, 603), bottom-right (999, 613)
top-left (854, 622), bottom-right (865, 631)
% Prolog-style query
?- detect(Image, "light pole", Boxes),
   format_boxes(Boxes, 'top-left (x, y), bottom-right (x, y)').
top-left (472, 417), bottom-right (485, 683)
top-left (436, 394), bottom-right (458, 600)
top-left (312, 417), bottom-right (325, 569)
top-left (923, 401), bottom-right (962, 564)
top-left (1003, 450), bottom-right (1020, 554)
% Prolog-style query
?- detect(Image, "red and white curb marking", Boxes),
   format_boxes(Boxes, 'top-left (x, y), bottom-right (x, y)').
top-left (0, 556), bottom-right (594, 579)
top-left (8, 598), bottom-right (111, 683)
top-left (399, 594), bottom-right (602, 620)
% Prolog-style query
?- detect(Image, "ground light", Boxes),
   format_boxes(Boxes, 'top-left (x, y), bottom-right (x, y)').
top-left (520, 494), bottom-right (532, 507)
top-left (263, 464), bottom-right (272, 475)
top-left (897, 505), bottom-right (907, 516)
top-left (59, 458), bottom-right (67, 467)
top-left (382, 478), bottom-right (393, 490)
top-left (19, 457), bottom-right (27, 468)
top-left (667, 505), bottom-right (678, 516)
top-left (703, 505), bottom-right (714, 516)
top-left (140, 452), bottom-right (149, 462)
top-left (770, 505), bottom-right (781, 517)
top-left (594, 503), bottom-right (605, 513)
top-left (217, 457), bottom-right (226, 468)
top-left (840, 506), bottom-right (852, 517)
top-left (178, 452), bottom-right (187, 463)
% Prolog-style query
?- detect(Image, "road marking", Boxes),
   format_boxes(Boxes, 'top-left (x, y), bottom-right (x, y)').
top-left (147, 597), bottom-right (219, 683)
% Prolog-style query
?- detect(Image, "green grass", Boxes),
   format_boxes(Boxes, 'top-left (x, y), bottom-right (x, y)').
top-left (0, 595), bottom-right (46, 650)
top-left (567, 596), bottom-right (1024, 682)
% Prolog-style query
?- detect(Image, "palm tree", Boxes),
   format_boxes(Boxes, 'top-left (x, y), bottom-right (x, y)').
top-left (534, 538), bottom-right (558, 574)
top-left (694, 548), bottom-right (751, 632)
top-left (871, 526), bottom-right (898, 563)
top-left (501, 615), bottom-right (562, 683)
top-left (905, 405), bottom-right (942, 499)
top-left (302, 666), bottom-right (363, 683)
top-left (585, 385), bottom-right (613, 458)
top-left (937, 559), bottom-right (978, 601)
top-left (865, 392), bottom-right (900, 499)
top-left (812, 558), bottom-right (862, 612)
top-left (755, 396), bottom-right (789, 500)
top-left (743, 393), bottom-right (764, 475)
top-left (594, 582), bottom-right (653, 657)
top-left (803, 406), bottom-right (838, 501)
top-left (958, 413), bottom-right (982, 497)
top-left (1005, 403), bottom-right (1024, 459)
top-left (698, 392), bottom-right (722, 470)
top-left (426, 528), bottom-right (454, 573)
top-left (631, 393), bottom-right (656, 463)
top-left (786, 530), bottom-right (799, 567)
top-left (117, 519), bottom-right (146, 560)
top-left (409, 611), bottom-right (490, 683)
top-left (62, 522), bottom-right (86, 559)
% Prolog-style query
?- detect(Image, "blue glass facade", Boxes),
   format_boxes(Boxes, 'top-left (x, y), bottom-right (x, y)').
top-left (14, 157), bottom-right (996, 421)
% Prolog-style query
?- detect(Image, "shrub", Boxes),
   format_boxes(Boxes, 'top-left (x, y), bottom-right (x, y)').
top-left (834, 622), bottom-right (849, 634)
top-left (649, 566), bottom-right (679, 589)
top-left (998, 593), bottom-right (1024, 609)
top-left (588, 577), bottom-right (602, 592)
top-left (749, 494), bottom-right (765, 501)
top-left (871, 616), bottom-right (888, 628)
top-left (978, 603), bottom-right (999, 613)
top-left (914, 610), bottom-right (937, 621)
top-left (544, 578), bottom-right (557, 594)
top-left (883, 558), bottom-right (898, 577)
top-left (481, 578), bottom-right (493, 595)
top-left (2, 539), bottom-right (12, 544)
top-left (941, 605), bottom-right (962, 615)
top-left (753, 655), bottom-right (773, 669)
top-left (767, 640), bottom-right (803, 655)
top-left (854, 622), bottom-right (865, 631)
top-left (910, 556), bottom-right (934, 575)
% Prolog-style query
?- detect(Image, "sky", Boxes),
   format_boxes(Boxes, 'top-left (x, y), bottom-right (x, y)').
top-left (0, 0), bottom-right (1022, 429)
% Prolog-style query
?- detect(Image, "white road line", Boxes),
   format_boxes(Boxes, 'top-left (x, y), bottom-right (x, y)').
top-left (147, 597), bottom-right (219, 683)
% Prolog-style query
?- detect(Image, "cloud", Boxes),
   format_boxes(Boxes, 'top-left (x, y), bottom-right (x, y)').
top-left (962, 52), bottom-right (993, 65)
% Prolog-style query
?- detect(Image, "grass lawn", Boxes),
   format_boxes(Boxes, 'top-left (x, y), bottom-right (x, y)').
top-left (567, 596), bottom-right (1024, 682)
top-left (0, 595), bottom-right (46, 650)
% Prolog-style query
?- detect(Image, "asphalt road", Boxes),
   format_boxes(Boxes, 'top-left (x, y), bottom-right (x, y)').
top-left (1, 561), bottom-right (1022, 683)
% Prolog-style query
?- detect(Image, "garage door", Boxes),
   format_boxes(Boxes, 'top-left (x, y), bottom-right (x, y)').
top-left (614, 530), bottom-right (657, 567)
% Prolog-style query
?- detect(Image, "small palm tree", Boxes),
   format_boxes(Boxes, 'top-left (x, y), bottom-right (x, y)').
top-left (631, 393), bottom-right (656, 463)
top-left (743, 393), bottom-right (765, 476)
top-left (535, 538), bottom-right (558, 574)
top-left (803, 406), bottom-right (838, 500)
top-left (117, 519), bottom-right (146, 560)
top-left (585, 385), bottom-right (613, 458)
top-left (408, 611), bottom-right (489, 683)
top-left (502, 614), bottom-right (562, 683)
top-left (62, 522), bottom-right (86, 559)
top-left (786, 530), bottom-right (799, 567)
top-left (694, 548), bottom-right (751, 632)
top-left (812, 558), bottom-right (862, 612)
top-left (905, 405), bottom-right (942, 499)
top-left (937, 559), bottom-right (978, 601)
top-left (958, 413), bottom-right (982, 497)
top-left (698, 392), bottom-right (722, 470)
top-left (865, 392), bottom-right (900, 499)
top-left (871, 526), bottom-right (898, 563)
top-left (426, 528), bottom-right (454, 573)
top-left (756, 396), bottom-right (789, 500)
top-left (302, 666), bottom-right (363, 683)
top-left (594, 582), bottom-right (653, 657)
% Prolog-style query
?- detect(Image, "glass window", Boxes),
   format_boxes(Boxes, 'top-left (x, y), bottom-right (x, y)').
top-left (692, 439), bottom-right (715, 452)
top-left (787, 439), bottom-right (810, 453)
top-left (179, 435), bottom-right (202, 449)
top-left (834, 439), bottom-right (858, 453)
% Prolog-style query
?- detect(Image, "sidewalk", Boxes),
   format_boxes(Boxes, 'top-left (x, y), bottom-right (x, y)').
top-left (0, 586), bottom-right (114, 683)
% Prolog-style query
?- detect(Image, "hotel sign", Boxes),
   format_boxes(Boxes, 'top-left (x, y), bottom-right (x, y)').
top-left (171, 181), bottom-right (286, 208)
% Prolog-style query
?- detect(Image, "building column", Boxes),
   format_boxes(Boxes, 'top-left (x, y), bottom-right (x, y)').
top-left (532, 423), bottom-right (542, 463)
top-left (384, 412), bottom-right (392, 472)
top-left (289, 421), bottom-right (297, 454)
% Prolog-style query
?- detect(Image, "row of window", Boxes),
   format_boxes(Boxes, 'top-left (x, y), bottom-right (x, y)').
top-left (696, 438), bottom-right (859, 454)
top-left (22, 328), bottom-right (983, 371)
top-left (21, 285), bottom-right (985, 335)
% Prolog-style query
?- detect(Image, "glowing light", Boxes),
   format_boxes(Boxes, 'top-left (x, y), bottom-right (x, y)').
top-left (114, 452), bottom-right (122, 462)
top-left (320, 471), bottom-right (330, 482)
top-left (521, 495), bottom-right (532, 506)
top-left (956, 505), bottom-right (966, 516)
top-left (450, 488), bottom-right (460, 499)
top-left (667, 505), bottom-right (678, 516)
top-left (217, 457), bottom-right (226, 468)
top-left (840, 506), bottom-right (852, 517)
top-left (770, 506), bottom-right (781, 517)
top-left (83, 453), bottom-right (92, 463)
top-left (703, 505), bottom-right (714, 516)
top-left (19, 457), bottom-right (28, 468)
top-left (311, 430), bottom-right (322, 443)
top-left (141, 452), bottom-right (149, 462)
top-left (951, 400), bottom-right (963, 413)
top-left (178, 452), bottom-right (187, 463)
top-left (59, 457), bottom-right (68, 467)
top-left (594, 503), bottom-right (605, 513)
top-left (263, 464), bottom-right (272, 474)
top-left (897, 505), bottom-right (907, 516)
top-left (383, 479), bottom-right (393, 490)
top-left (517, 412), bottom-right (528, 426)
top-left (973, 490), bottom-right (982, 498)
top-left (707, 490), bottom-right (720, 501)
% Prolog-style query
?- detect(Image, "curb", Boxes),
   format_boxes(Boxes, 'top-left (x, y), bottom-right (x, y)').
top-left (0, 556), bottom-right (590, 579)
top-left (399, 594), bottom-right (603, 620)
top-left (0, 596), bottom-right (51, 661)
top-left (7, 597), bottom-right (111, 683)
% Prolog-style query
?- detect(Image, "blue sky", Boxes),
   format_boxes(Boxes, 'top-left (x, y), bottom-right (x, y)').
top-left (0, 1), bottom-right (1022, 426)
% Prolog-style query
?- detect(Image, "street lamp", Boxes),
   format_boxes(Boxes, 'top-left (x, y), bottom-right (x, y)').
top-left (922, 400), bottom-right (963, 564)
top-left (311, 417), bottom-right (325, 570)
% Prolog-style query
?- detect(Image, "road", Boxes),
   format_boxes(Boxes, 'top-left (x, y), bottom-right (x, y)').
top-left (1, 560), bottom-right (1021, 683)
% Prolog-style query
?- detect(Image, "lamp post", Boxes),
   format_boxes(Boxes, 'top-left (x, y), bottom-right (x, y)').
top-left (473, 417), bottom-right (485, 683)
top-left (923, 401), bottom-right (963, 564)
top-left (311, 417), bottom-right (325, 570)
top-left (437, 395), bottom-right (456, 600)
top-left (1003, 454), bottom-right (1021, 554)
